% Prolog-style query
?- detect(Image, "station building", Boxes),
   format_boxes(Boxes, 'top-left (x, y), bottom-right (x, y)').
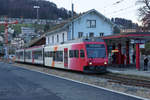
top-left (45, 9), bottom-right (114, 45)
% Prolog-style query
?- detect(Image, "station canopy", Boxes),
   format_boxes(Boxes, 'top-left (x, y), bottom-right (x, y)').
top-left (102, 32), bottom-right (150, 45)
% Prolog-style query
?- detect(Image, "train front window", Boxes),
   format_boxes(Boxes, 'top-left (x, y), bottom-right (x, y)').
top-left (86, 44), bottom-right (106, 58)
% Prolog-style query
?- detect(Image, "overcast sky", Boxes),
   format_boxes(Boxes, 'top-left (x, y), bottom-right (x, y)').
top-left (48, 0), bottom-right (141, 24)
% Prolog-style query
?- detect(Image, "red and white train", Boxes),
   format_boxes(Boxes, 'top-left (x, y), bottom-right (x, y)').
top-left (16, 38), bottom-right (108, 73)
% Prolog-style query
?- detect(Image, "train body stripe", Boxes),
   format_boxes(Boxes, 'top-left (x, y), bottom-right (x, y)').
top-left (52, 46), bottom-right (58, 67)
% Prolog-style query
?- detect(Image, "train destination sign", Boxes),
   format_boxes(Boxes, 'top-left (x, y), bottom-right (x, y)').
top-left (86, 44), bottom-right (105, 48)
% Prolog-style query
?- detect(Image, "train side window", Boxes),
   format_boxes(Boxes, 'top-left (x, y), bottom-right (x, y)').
top-left (53, 51), bottom-right (56, 61)
top-left (50, 51), bottom-right (53, 57)
top-left (53, 51), bottom-right (63, 62)
top-left (74, 50), bottom-right (79, 58)
top-left (58, 51), bottom-right (63, 61)
top-left (45, 51), bottom-right (51, 57)
top-left (69, 50), bottom-right (79, 58)
top-left (45, 52), bottom-right (47, 57)
top-left (69, 50), bottom-right (74, 58)
top-left (80, 50), bottom-right (85, 58)
top-left (25, 51), bottom-right (31, 59)
top-left (47, 52), bottom-right (49, 57)
top-left (44, 52), bottom-right (47, 57)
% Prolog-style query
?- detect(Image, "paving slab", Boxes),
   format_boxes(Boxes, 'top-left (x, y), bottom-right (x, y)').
top-left (0, 62), bottom-right (146, 100)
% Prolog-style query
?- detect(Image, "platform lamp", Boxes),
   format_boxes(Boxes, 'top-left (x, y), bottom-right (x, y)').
top-left (34, 0), bottom-right (40, 22)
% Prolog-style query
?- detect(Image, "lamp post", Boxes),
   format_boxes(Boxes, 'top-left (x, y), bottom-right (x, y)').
top-left (34, 6), bottom-right (40, 21)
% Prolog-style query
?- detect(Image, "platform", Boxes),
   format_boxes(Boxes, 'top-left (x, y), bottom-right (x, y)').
top-left (107, 64), bottom-right (150, 78)
top-left (0, 62), bottom-right (146, 100)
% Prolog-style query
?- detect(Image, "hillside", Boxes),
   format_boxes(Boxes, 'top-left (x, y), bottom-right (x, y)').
top-left (0, 0), bottom-right (72, 20)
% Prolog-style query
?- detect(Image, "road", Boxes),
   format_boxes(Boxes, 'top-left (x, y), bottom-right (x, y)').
top-left (0, 62), bottom-right (144, 100)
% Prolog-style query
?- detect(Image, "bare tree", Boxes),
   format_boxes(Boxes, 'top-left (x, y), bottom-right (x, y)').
top-left (137, 0), bottom-right (150, 29)
top-left (138, 0), bottom-right (150, 16)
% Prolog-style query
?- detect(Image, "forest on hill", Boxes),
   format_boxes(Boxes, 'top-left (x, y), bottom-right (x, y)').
top-left (0, 0), bottom-right (72, 20)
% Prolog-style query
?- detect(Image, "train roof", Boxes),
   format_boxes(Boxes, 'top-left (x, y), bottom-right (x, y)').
top-left (45, 37), bottom-right (104, 47)
top-left (16, 38), bottom-right (104, 51)
top-left (25, 45), bottom-right (44, 50)
top-left (66, 37), bottom-right (104, 43)
top-left (80, 37), bottom-right (104, 42)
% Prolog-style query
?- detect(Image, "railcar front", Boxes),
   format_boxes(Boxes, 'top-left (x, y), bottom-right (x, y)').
top-left (68, 41), bottom-right (108, 73)
top-left (83, 42), bottom-right (108, 73)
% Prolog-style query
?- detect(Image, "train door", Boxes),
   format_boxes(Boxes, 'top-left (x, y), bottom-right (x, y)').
top-left (64, 48), bottom-right (68, 68)
top-left (79, 49), bottom-right (86, 71)
top-left (32, 51), bottom-right (34, 63)
top-left (23, 49), bottom-right (25, 62)
top-left (43, 48), bottom-right (45, 66)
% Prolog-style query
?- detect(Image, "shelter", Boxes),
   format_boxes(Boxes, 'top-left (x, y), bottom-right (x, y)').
top-left (102, 32), bottom-right (150, 70)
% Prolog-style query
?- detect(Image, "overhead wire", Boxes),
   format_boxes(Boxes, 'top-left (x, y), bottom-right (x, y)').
top-left (106, 5), bottom-right (136, 15)
top-left (112, 0), bottom-right (125, 5)
top-left (103, 0), bottom-right (125, 9)
top-left (103, 0), bottom-right (139, 16)
top-left (102, 0), bottom-right (126, 15)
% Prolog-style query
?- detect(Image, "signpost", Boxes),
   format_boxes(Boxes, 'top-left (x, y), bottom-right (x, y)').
top-left (130, 39), bottom-right (146, 44)
top-left (0, 17), bottom-right (18, 60)
top-left (34, 6), bottom-right (40, 21)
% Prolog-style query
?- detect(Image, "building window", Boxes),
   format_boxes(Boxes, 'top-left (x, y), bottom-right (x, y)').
top-left (57, 35), bottom-right (59, 42)
top-left (89, 32), bottom-right (94, 37)
top-left (78, 32), bottom-right (83, 38)
top-left (87, 20), bottom-right (96, 28)
top-left (99, 33), bottom-right (104, 37)
top-left (52, 36), bottom-right (54, 43)
top-left (62, 33), bottom-right (64, 42)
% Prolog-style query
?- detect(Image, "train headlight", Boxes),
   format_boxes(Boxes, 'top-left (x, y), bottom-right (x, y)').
top-left (89, 62), bottom-right (92, 65)
top-left (104, 61), bottom-right (107, 65)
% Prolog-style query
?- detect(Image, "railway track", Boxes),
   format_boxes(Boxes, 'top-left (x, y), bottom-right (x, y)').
top-left (99, 73), bottom-right (150, 89)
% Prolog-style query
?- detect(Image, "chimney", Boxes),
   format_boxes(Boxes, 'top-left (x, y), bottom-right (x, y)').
top-left (71, 3), bottom-right (74, 40)
top-left (72, 3), bottom-right (74, 18)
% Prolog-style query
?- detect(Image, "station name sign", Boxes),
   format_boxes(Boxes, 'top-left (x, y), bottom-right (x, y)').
top-left (130, 39), bottom-right (146, 44)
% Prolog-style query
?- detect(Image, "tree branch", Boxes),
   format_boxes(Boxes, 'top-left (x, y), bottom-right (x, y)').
top-left (144, 0), bottom-right (150, 10)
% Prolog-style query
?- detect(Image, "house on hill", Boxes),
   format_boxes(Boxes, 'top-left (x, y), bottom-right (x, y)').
top-left (45, 9), bottom-right (114, 45)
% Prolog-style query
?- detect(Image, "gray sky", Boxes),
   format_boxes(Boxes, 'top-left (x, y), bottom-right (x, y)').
top-left (48, 0), bottom-right (141, 24)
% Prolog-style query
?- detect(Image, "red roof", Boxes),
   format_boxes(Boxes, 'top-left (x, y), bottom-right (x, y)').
top-left (102, 32), bottom-right (150, 40)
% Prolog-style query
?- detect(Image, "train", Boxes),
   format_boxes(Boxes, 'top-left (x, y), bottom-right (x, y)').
top-left (15, 38), bottom-right (108, 73)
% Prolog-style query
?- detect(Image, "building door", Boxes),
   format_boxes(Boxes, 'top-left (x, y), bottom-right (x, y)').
top-left (64, 48), bottom-right (68, 68)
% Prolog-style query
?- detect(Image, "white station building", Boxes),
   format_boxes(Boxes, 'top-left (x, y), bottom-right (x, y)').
top-left (45, 9), bottom-right (114, 45)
